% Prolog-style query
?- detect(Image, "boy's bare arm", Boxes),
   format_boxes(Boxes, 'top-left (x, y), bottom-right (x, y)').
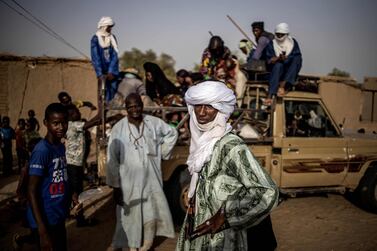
top-left (82, 101), bottom-right (97, 110)
top-left (28, 175), bottom-right (53, 250)
top-left (83, 114), bottom-right (124, 130)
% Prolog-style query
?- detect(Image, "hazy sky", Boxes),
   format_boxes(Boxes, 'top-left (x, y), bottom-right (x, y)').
top-left (1, 0), bottom-right (376, 82)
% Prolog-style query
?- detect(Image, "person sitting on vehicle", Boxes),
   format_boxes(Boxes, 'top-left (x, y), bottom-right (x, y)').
top-left (176, 69), bottom-right (192, 96)
top-left (109, 68), bottom-right (156, 110)
top-left (200, 35), bottom-right (233, 81)
top-left (250, 21), bottom-right (274, 63)
top-left (240, 22), bottom-right (274, 77)
top-left (287, 110), bottom-right (308, 137)
top-left (307, 109), bottom-right (325, 137)
top-left (264, 23), bottom-right (302, 106)
top-left (239, 39), bottom-right (253, 63)
top-left (143, 62), bottom-right (181, 106)
top-left (189, 72), bottom-right (205, 84)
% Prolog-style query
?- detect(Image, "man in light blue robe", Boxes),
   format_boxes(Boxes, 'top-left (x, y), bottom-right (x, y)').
top-left (106, 93), bottom-right (177, 251)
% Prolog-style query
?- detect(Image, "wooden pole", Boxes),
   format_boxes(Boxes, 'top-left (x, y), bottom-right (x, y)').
top-left (226, 15), bottom-right (255, 47)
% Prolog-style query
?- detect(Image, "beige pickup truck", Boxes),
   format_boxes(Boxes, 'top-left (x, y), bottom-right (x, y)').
top-left (161, 85), bottom-right (377, 223)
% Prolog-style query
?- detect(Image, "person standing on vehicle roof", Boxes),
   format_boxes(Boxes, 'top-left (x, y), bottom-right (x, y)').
top-left (90, 16), bottom-right (120, 114)
top-left (264, 22), bottom-right (302, 106)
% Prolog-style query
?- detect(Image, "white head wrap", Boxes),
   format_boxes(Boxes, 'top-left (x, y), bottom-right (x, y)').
top-left (239, 40), bottom-right (253, 55)
top-left (273, 22), bottom-right (294, 57)
top-left (185, 81), bottom-right (236, 198)
top-left (96, 16), bottom-right (118, 53)
top-left (275, 22), bottom-right (290, 34)
top-left (97, 16), bottom-right (115, 29)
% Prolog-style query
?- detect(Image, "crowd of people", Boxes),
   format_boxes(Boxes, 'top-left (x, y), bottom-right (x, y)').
top-left (0, 110), bottom-right (41, 177)
top-left (0, 16), bottom-right (307, 251)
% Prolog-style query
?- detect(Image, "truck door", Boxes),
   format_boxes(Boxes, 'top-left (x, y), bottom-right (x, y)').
top-left (280, 99), bottom-right (348, 188)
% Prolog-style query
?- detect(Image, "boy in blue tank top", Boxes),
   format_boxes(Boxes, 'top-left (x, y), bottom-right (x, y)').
top-left (27, 103), bottom-right (69, 251)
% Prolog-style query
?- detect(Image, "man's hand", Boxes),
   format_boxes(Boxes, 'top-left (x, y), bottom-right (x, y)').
top-left (190, 206), bottom-right (228, 240)
top-left (107, 73), bottom-right (115, 81)
top-left (72, 193), bottom-right (79, 205)
top-left (39, 226), bottom-right (53, 251)
top-left (279, 53), bottom-right (287, 61)
top-left (85, 101), bottom-right (97, 111)
top-left (270, 56), bottom-right (280, 64)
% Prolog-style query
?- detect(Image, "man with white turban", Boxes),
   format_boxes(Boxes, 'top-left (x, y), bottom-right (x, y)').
top-left (239, 39), bottom-right (253, 62)
top-left (264, 22), bottom-right (302, 105)
top-left (176, 81), bottom-right (278, 250)
top-left (91, 16), bottom-right (120, 110)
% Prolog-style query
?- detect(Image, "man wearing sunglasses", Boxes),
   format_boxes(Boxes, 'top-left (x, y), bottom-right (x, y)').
top-left (264, 23), bottom-right (302, 106)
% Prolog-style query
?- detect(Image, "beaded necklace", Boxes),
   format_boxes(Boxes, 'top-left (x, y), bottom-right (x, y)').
top-left (127, 120), bottom-right (144, 149)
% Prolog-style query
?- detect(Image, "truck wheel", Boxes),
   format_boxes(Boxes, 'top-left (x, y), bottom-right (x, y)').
top-left (357, 164), bottom-right (377, 213)
top-left (165, 167), bottom-right (190, 225)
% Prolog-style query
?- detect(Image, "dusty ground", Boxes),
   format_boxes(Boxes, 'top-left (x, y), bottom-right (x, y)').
top-left (272, 194), bottom-right (377, 251)
top-left (1, 190), bottom-right (377, 251)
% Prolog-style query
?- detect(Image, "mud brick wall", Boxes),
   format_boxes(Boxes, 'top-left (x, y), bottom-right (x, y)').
top-left (0, 55), bottom-right (97, 136)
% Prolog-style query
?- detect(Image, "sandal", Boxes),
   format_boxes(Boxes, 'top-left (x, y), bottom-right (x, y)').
top-left (263, 98), bottom-right (273, 106)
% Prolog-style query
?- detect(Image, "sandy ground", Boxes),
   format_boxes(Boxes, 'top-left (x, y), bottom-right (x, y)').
top-left (272, 195), bottom-right (377, 251)
top-left (1, 191), bottom-right (377, 251)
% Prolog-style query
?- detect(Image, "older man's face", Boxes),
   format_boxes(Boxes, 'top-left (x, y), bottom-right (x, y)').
top-left (126, 96), bottom-right (143, 121)
top-left (194, 104), bottom-right (218, 124)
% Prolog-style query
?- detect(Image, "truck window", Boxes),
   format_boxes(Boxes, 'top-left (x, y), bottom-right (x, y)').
top-left (285, 100), bottom-right (339, 137)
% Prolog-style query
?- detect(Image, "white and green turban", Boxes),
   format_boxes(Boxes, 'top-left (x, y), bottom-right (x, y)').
top-left (184, 80), bottom-right (236, 198)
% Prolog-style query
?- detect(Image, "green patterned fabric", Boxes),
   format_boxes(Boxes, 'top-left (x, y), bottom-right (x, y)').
top-left (176, 133), bottom-right (278, 250)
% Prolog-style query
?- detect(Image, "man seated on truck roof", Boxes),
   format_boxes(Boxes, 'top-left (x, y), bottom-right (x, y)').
top-left (240, 22), bottom-right (274, 78)
top-left (250, 22), bottom-right (274, 62)
top-left (239, 39), bottom-right (253, 63)
top-left (264, 23), bottom-right (302, 106)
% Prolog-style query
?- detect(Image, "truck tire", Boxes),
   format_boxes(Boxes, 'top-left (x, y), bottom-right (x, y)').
top-left (357, 164), bottom-right (377, 213)
top-left (164, 167), bottom-right (190, 225)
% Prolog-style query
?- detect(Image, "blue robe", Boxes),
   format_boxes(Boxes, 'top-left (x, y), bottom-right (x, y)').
top-left (90, 35), bottom-right (119, 101)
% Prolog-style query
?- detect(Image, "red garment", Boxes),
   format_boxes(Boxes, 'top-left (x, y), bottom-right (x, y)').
top-left (15, 128), bottom-right (26, 149)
